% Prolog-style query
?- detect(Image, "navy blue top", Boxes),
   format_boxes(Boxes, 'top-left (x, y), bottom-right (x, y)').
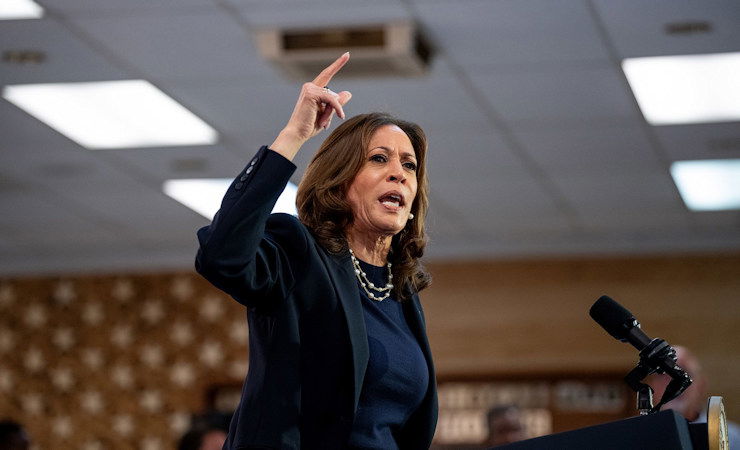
top-left (347, 259), bottom-right (429, 449)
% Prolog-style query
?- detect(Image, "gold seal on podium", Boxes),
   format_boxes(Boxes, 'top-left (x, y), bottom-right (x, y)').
top-left (707, 396), bottom-right (729, 450)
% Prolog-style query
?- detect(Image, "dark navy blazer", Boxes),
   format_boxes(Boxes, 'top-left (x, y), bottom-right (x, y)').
top-left (195, 147), bottom-right (438, 449)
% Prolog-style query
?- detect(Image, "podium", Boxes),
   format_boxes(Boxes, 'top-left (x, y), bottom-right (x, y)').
top-left (494, 410), bottom-right (707, 450)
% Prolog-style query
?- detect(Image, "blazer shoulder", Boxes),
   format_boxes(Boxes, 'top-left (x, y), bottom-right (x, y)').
top-left (265, 213), bottom-right (313, 258)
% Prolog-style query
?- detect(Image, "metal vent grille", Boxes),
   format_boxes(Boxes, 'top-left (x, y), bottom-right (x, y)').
top-left (256, 21), bottom-right (433, 79)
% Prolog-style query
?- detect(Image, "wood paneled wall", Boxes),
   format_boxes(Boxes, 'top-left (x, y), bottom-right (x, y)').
top-left (422, 253), bottom-right (740, 420)
top-left (0, 252), bottom-right (737, 449)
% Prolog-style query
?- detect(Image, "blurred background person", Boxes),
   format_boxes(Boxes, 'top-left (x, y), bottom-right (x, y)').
top-left (177, 412), bottom-right (230, 450)
top-left (484, 405), bottom-right (525, 447)
top-left (0, 420), bottom-right (29, 450)
top-left (649, 345), bottom-right (740, 449)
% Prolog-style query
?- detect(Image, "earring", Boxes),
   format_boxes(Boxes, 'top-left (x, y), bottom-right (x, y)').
top-left (408, 213), bottom-right (414, 220)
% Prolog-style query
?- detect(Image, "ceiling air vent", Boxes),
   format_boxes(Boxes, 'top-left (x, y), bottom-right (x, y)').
top-left (664, 21), bottom-right (712, 36)
top-left (255, 21), bottom-right (433, 79)
top-left (3, 50), bottom-right (45, 64)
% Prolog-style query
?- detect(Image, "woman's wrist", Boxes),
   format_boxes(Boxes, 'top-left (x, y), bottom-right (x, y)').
top-left (269, 127), bottom-right (307, 161)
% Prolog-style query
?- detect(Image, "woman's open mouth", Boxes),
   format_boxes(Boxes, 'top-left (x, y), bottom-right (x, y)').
top-left (378, 191), bottom-right (404, 211)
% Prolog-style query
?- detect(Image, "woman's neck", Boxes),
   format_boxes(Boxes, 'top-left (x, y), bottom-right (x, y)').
top-left (346, 230), bottom-right (391, 266)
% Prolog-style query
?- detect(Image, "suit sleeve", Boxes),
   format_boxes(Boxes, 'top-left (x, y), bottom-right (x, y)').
top-left (195, 146), bottom-right (308, 307)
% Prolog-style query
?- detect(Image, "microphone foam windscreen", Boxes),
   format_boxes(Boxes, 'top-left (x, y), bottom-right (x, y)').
top-left (589, 295), bottom-right (635, 341)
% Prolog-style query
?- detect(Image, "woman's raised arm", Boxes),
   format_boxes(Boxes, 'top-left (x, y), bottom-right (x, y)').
top-left (270, 52), bottom-right (352, 161)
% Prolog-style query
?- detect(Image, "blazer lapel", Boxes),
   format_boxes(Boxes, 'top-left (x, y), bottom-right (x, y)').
top-left (322, 249), bottom-right (368, 412)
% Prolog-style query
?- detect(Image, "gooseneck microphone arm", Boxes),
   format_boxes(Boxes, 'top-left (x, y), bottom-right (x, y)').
top-left (589, 295), bottom-right (692, 415)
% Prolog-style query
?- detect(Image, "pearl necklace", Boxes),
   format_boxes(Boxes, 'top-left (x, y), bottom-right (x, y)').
top-left (349, 248), bottom-right (393, 301)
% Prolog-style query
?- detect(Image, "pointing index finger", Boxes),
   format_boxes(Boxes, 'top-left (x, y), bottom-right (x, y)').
top-left (312, 52), bottom-right (350, 87)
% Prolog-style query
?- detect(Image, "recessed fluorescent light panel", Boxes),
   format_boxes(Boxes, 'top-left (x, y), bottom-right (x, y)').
top-left (2, 80), bottom-right (218, 149)
top-left (670, 159), bottom-right (740, 211)
top-left (0, 0), bottom-right (43, 20)
top-left (622, 52), bottom-right (740, 125)
top-left (163, 179), bottom-right (298, 219)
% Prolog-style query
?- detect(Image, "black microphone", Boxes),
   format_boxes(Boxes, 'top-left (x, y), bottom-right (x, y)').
top-left (589, 295), bottom-right (652, 350)
top-left (589, 295), bottom-right (692, 413)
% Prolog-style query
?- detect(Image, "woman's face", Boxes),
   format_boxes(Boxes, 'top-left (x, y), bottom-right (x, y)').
top-left (346, 124), bottom-right (418, 237)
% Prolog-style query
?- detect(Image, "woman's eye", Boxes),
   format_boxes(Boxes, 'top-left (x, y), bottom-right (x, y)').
top-left (403, 162), bottom-right (417, 171)
top-left (370, 154), bottom-right (387, 163)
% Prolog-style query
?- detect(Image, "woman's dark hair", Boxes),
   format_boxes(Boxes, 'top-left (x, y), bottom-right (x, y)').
top-left (297, 112), bottom-right (431, 300)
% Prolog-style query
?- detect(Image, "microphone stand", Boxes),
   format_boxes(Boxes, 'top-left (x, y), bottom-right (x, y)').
top-left (623, 339), bottom-right (692, 415)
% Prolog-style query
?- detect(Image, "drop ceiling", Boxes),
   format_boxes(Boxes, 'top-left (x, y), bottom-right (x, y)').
top-left (1, 0), bottom-right (739, 275)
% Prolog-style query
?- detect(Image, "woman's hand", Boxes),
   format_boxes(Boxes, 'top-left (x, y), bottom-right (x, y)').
top-left (270, 52), bottom-right (352, 161)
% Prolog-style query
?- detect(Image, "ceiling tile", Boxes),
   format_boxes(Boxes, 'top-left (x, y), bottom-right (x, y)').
top-left (514, 122), bottom-right (662, 172)
top-left (0, 191), bottom-right (106, 236)
top-left (690, 210), bottom-right (740, 232)
top-left (0, 18), bottom-right (126, 84)
top-left (415, 0), bottom-right (610, 68)
top-left (226, 0), bottom-right (372, 5)
top-left (44, 0), bottom-right (214, 14)
top-left (69, 9), bottom-right (275, 82)
top-left (552, 167), bottom-right (682, 212)
top-left (103, 144), bottom-right (250, 181)
top-left (2, 0), bottom-right (739, 275)
top-left (431, 167), bottom-right (571, 233)
top-left (337, 59), bottom-right (485, 126)
top-left (576, 208), bottom-right (691, 234)
top-left (424, 200), bottom-right (475, 240)
top-left (0, 237), bottom-right (19, 257)
top-left (425, 229), bottom-right (740, 260)
top-left (0, 99), bottom-right (82, 156)
top-left (653, 122), bottom-right (740, 161)
top-left (469, 63), bottom-right (639, 126)
top-left (593, 0), bottom-right (740, 58)
top-left (0, 139), bottom-right (140, 186)
top-left (234, 0), bottom-right (408, 28)
top-left (161, 79), bottom-right (302, 150)
top-left (0, 239), bottom-right (198, 276)
top-left (71, 186), bottom-right (208, 231)
top-left (426, 125), bottom-right (526, 177)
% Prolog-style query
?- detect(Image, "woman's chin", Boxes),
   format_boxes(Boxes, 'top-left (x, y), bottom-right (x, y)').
top-left (386, 221), bottom-right (407, 236)
top-left (367, 220), bottom-right (404, 236)
top-left (352, 211), bottom-right (407, 237)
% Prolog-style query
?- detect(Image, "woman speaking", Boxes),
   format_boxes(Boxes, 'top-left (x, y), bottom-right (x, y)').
top-left (196, 53), bottom-right (437, 449)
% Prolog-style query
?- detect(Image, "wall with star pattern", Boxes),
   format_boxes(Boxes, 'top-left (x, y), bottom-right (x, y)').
top-left (2, 253), bottom-right (739, 449)
top-left (0, 273), bottom-right (247, 450)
